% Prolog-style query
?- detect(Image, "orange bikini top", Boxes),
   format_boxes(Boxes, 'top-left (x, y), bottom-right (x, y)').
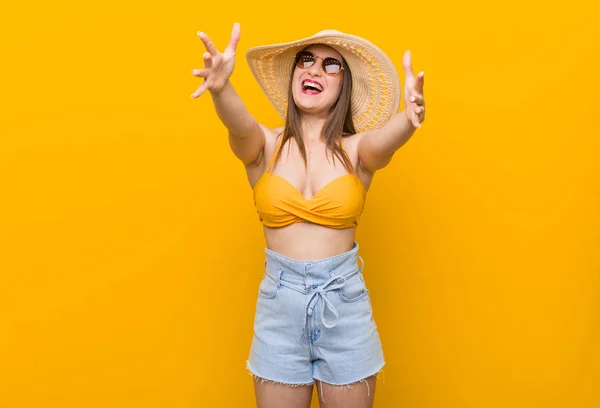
top-left (253, 136), bottom-right (367, 229)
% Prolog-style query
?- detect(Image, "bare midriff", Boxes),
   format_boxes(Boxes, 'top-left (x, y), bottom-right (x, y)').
top-left (264, 222), bottom-right (356, 261)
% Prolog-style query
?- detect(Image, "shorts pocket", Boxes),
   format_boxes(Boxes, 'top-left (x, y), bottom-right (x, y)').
top-left (258, 273), bottom-right (278, 300)
top-left (338, 272), bottom-right (369, 303)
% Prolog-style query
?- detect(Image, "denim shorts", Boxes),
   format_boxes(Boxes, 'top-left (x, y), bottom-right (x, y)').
top-left (246, 242), bottom-right (385, 386)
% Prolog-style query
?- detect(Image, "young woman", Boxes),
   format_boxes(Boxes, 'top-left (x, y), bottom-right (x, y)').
top-left (191, 23), bottom-right (425, 408)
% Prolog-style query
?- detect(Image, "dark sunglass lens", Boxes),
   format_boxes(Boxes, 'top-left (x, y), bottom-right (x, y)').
top-left (296, 51), bottom-right (315, 68)
top-left (323, 58), bottom-right (342, 74)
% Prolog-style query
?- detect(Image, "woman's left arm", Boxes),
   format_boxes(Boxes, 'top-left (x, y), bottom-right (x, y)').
top-left (357, 50), bottom-right (425, 173)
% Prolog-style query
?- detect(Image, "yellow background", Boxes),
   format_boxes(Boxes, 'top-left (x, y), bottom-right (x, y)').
top-left (1, 0), bottom-right (598, 407)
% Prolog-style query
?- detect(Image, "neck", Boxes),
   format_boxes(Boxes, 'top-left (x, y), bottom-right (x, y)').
top-left (301, 115), bottom-right (328, 142)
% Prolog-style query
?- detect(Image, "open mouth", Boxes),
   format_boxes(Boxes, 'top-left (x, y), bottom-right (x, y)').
top-left (301, 79), bottom-right (323, 94)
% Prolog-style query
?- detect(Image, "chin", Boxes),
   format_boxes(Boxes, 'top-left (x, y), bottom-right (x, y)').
top-left (293, 94), bottom-right (334, 115)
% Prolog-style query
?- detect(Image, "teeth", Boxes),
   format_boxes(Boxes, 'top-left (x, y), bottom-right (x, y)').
top-left (303, 80), bottom-right (323, 91)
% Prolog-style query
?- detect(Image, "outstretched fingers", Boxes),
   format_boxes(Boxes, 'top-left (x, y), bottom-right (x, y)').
top-left (191, 82), bottom-right (208, 99)
top-left (225, 22), bottom-right (241, 54)
top-left (402, 50), bottom-right (425, 128)
top-left (415, 70), bottom-right (424, 94)
top-left (198, 31), bottom-right (218, 56)
top-left (203, 51), bottom-right (213, 69)
top-left (411, 71), bottom-right (425, 127)
top-left (191, 68), bottom-right (209, 78)
top-left (190, 53), bottom-right (213, 98)
top-left (409, 93), bottom-right (424, 105)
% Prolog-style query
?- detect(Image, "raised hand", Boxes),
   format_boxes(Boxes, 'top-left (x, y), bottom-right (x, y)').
top-left (191, 23), bottom-right (241, 98)
top-left (402, 50), bottom-right (425, 128)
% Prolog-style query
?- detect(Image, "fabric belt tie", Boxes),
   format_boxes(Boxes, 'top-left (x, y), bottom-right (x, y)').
top-left (301, 274), bottom-right (348, 337)
top-left (263, 256), bottom-right (364, 339)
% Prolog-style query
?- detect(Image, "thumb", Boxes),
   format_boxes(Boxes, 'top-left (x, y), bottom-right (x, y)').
top-left (402, 50), bottom-right (415, 80)
top-left (226, 22), bottom-right (241, 54)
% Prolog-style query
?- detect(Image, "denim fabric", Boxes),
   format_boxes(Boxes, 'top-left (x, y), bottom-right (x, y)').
top-left (246, 242), bottom-right (385, 385)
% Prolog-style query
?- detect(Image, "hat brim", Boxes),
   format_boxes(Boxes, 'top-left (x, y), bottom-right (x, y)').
top-left (245, 30), bottom-right (401, 133)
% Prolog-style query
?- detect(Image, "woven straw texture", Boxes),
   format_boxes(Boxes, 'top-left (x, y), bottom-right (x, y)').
top-left (245, 30), bottom-right (401, 133)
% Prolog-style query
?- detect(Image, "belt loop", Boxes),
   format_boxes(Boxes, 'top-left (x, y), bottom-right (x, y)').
top-left (357, 256), bottom-right (365, 273)
top-left (276, 268), bottom-right (283, 288)
top-left (264, 260), bottom-right (283, 287)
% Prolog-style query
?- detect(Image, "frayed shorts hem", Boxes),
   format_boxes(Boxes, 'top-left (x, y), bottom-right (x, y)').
top-left (311, 361), bottom-right (386, 386)
top-left (246, 360), bottom-right (385, 387)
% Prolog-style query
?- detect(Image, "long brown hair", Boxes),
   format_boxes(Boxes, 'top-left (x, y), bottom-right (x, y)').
top-left (271, 49), bottom-right (356, 174)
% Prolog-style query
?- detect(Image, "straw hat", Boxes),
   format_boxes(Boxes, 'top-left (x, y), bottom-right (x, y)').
top-left (245, 30), bottom-right (401, 133)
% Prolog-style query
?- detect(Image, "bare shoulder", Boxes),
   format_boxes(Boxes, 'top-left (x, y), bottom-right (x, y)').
top-left (342, 131), bottom-right (376, 189)
top-left (342, 131), bottom-right (369, 150)
top-left (246, 124), bottom-right (284, 187)
top-left (342, 131), bottom-right (372, 170)
top-left (245, 125), bottom-right (283, 169)
top-left (259, 125), bottom-right (284, 163)
top-left (260, 124), bottom-right (284, 145)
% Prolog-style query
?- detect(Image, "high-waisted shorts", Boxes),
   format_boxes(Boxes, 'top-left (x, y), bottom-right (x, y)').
top-left (246, 242), bottom-right (385, 385)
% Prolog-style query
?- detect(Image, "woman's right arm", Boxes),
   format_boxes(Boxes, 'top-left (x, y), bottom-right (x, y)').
top-left (191, 23), bottom-right (265, 167)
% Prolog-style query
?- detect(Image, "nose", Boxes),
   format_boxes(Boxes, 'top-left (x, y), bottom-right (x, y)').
top-left (307, 60), bottom-right (322, 77)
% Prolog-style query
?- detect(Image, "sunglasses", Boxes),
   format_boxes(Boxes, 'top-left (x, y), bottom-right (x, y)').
top-left (294, 50), bottom-right (344, 76)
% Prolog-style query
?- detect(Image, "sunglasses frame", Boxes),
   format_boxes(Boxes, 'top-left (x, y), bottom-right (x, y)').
top-left (294, 50), bottom-right (344, 76)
